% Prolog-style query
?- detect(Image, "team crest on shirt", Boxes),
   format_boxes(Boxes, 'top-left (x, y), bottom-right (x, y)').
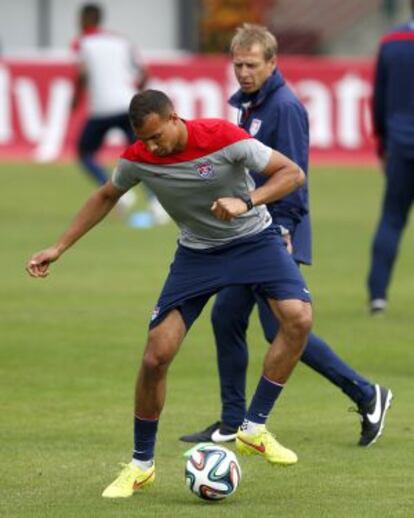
top-left (196, 160), bottom-right (215, 179)
top-left (249, 118), bottom-right (262, 136)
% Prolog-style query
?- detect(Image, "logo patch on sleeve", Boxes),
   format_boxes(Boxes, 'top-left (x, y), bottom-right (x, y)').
top-left (196, 160), bottom-right (215, 179)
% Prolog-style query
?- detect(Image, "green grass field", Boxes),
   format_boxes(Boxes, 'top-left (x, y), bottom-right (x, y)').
top-left (1, 162), bottom-right (413, 517)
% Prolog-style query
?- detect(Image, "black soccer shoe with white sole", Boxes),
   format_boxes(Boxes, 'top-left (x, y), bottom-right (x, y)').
top-left (179, 421), bottom-right (238, 443)
top-left (357, 384), bottom-right (393, 447)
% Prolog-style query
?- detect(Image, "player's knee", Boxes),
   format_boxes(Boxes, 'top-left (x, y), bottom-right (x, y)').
top-left (284, 303), bottom-right (313, 340)
top-left (294, 304), bottom-right (313, 337)
top-left (142, 348), bottom-right (173, 372)
top-left (142, 334), bottom-right (176, 372)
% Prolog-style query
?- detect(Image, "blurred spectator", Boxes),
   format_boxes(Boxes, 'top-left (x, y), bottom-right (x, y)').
top-left (71, 3), bottom-right (169, 225)
top-left (367, 0), bottom-right (414, 314)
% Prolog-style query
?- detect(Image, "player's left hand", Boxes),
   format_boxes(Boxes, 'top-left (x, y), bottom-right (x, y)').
top-left (211, 197), bottom-right (247, 221)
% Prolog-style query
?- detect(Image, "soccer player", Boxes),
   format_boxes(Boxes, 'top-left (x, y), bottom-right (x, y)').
top-left (71, 3), bottom-right (169, 224)
top-left (26, 89), bottom-right (313, 498)
top-left (367, 2), bottom-right (414, 314)
top-left (180, 24), bottom-right (392, 448)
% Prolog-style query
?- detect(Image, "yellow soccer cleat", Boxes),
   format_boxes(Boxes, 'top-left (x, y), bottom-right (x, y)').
top-left (102, 462), bottom-right (155, 498)
top-left (236, 426), bottom-right (298, 465)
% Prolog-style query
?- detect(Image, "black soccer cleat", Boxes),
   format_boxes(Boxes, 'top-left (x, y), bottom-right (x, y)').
top-left (179, 421), bottom-right (238, 443)
top-left (357, 385), bottom-right (393, 447)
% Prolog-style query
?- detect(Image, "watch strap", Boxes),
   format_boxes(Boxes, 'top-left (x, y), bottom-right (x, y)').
top-left (239, 195), bottom-right (254, 211)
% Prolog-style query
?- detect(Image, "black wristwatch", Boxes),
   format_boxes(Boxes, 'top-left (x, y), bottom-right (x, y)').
top-left (239, 194), bottom-right (254, 212)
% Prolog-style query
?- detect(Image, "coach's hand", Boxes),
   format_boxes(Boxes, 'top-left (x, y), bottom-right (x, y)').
top-left (211, 197), bottom-right (248, 221)
top-left (26, 247), bottom-right (61, 278)
top-left (283, 232), bottom-right (293, 254)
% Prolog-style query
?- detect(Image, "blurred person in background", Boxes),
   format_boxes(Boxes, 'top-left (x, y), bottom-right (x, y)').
top-left (71, 3), bottom-right (169, 225)
top-left (367, 1), bottom-right (414, 314)
top-left (180, 23), bottom-right (392, 448)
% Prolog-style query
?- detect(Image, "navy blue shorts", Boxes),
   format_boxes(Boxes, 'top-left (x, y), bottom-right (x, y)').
top-left (149, 226), bottom-right (311, 330)
top-left (77, 113), bottom-right (135, 155)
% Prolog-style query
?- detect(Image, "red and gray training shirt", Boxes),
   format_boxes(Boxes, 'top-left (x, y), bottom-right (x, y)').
top-left (112, 118), bottom-right (273, 249)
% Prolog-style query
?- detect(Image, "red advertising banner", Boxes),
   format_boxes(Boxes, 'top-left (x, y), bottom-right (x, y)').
top-left (0, 55), bottom-right (376, 163)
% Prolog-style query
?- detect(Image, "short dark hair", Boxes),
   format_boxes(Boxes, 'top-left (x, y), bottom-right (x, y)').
top-left (129, 90), bottom-right (174, 129)
top-left (81, 4), bottom-right (102, 25)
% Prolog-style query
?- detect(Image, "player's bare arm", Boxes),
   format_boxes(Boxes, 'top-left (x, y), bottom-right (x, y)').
top-left (251, 150), bottom-right (305, 206)
top-left (26, 181), bottom-right (124, 278)
top-left (211, 150), bottom-right (305, 221)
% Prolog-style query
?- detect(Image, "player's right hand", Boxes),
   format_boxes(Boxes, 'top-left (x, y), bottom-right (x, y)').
top-left (211, 197), bottom-right (247, 220)
top-left (26, 247), bottom-right (61, 278)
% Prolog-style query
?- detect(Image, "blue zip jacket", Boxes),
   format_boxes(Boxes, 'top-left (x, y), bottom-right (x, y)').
top-left (229, 68), bottom-right (312, 265)
top-left (373, 19), bottom-right (414, 157)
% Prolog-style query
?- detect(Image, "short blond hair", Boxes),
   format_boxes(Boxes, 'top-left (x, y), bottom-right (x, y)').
top-left (230, 23), bottom-right (278, 61)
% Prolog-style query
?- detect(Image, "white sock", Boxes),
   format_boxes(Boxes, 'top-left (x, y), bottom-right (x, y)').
top-left (240, 419), bottom-right (265, 435)
top-left (131, 458), bottom-right (153, 470)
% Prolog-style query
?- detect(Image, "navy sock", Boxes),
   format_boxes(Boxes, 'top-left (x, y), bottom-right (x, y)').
top-left (133, 416), bottom-right (159, 461)
top-left (246, 375), bottom-right (284, 424)
top-left (255, 281), bottom-right (376, 406)
top-left (302, 333), bottom-right (375, 406)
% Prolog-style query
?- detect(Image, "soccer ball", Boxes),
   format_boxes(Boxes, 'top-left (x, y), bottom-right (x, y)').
top-left (185, 444), bottom-right (242, 501)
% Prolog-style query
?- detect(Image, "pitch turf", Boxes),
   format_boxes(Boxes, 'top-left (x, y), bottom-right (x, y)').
top-left (1, 162), bottom-right (413, 517)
